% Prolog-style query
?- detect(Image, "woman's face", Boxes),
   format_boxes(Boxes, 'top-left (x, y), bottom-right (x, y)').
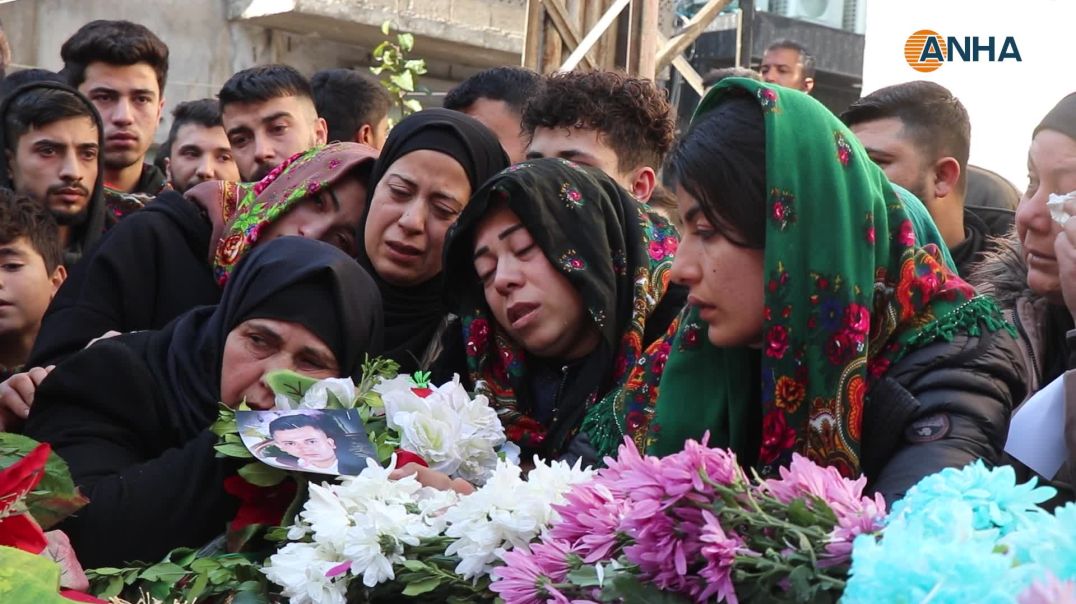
top-left (363, 150), bottom-right (472, 285)
top-left (473, 204), bottom-right (600, 360)
top-left (670, 187), bottom-right (765, 347)
top-left (1015, 130), bottom-right (1076, 303)
top-left (258, 174), bottom-right (366, 257)
top-left (220, 318), bottom-right (339, 409)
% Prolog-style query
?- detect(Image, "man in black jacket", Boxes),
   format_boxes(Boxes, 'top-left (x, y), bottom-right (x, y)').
top-left (842, 81), bottom-right (1013, 277)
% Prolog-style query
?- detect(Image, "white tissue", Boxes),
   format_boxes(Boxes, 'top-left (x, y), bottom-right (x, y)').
top-left (1047, 191), bottom-right (1076, 225)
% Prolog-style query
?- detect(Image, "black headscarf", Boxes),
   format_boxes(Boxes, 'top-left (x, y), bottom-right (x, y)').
top-left (1034, 92), bottom-right (1076, 141)
top-left (144, 236), bottom-right (383, 436)
top-left (441, 158), bottom-right (681, 459)
top-left (358, 108), bottom-right (509, 372)
top-left (0, 81), bottom-right (109, 266)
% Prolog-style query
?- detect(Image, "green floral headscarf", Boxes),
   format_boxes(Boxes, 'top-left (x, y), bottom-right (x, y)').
top-left (442, 158), bottom-right (680, 460)
top-left (213, 142), bottom-right (378, 285)
top-left (648, 79), bottom-right (1009, 479)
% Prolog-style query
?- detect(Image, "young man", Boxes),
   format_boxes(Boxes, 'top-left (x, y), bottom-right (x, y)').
top-left (521, 71), bottom-right (676, 207)
top-left (443, 66), bottom-right (543, 163)
top-left (0, 82), bottom-right (108, 267)
top-left (311, 68), bottom-right (391, 150)
top-left (759, 39), bottom-right (815, 93)
top-left (160, 99), bottom-right (240, 193)
top-left (841, 80), bottom-right (1013, 275)
top-left (268, 414), bottom-right (367, 475)
top-left (219, 65), bottom-right (327, 182)
top-left (61, 20), bottom-right (169, 218)
top-left (0, 189), bottom-right (66, 381)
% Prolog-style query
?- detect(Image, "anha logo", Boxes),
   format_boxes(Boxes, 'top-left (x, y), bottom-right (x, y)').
top-left (904, 30), bottom-right (1022, 73)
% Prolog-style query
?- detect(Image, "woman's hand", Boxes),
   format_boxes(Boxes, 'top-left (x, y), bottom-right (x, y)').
top-left (389, 462), bottom-right (475, 495)
top-left (0, 366), bottom-right (54, 431)
top-left (1055, 198), bottom-right (1076, 323)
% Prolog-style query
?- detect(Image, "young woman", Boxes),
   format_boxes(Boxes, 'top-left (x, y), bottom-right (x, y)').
top-left (359, 108), bottom-right (508, 374)
top-left (970, 92), bottom-right (1076, 504)
top-left (652, 79), bottom-right (1025, 503)
top-left (440, 158), bottom-right (685, 466)
top-left (23, 237), bottom-right (382, 567)
top-left (28, 142), bottom-right (378, 367)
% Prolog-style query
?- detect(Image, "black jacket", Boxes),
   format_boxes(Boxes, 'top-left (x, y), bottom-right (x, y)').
top-left (29, 191), bottom-right (219, 366)
top-left (862, 323), bottom-right (1025, 502)
top-left (950, 205), bottom-right (1014, 277)
top-left (24, 334), bottom-right (240, 568)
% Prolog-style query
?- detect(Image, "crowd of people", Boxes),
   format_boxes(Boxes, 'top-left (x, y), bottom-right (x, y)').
top-left (0, 18), bottom-right (1073, 570)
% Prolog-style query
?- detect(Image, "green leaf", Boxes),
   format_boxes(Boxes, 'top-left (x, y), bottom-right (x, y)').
top-left (401, 576), bottom-right (441, 596)
top-left (403, 98), bottom-right (423, 114)
top-left (188, 570), bottom-right (209, 600)
top-left (381, 20), bottom-right (392, 35)
top-left (0, 433), bottom-right (89, 529)
top-left (566, 565), bottom-right (600, 587)
top-left (390, 71), bottom-right (415, 92)
top-left (0, 547), bottom-right (67, 601)
top-left (167, 547), bottom-right (198, 567)
top-left (104, 575), bottom-right (125, 598)
top-left (232, 589), bottom-right (270, 604)
top-left (265, 369), bottom-right (319, 404)
top-left (786, 498), bottom-right (815, 526)
top-left (215, 442), bottom-right (254, 458)
top-left (139, 562), bottom-right (188, 582)
top-left (607, 573), bottom-right (692, 604)
top-left (238, 462), bottom-right (287, 486)
top-left (190, 558), bottom-right (221, 573)
top-left (397, 32), bottom-right (414, 52)
top-left (86, 566), bottom-right (126, 576)
top-left (401, 559), bottom-right (429, 572)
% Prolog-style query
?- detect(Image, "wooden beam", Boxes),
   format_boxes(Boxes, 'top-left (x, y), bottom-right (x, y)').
top-left (523, 0), bottom-right (544, 69)
top-left (543, 0), bottom-right (596, 70)
top-left (654, 0), bottom-right (732, 72)
top-left (559, 0), bottom-right (630, 72)
top-left (657, 31), bottom-right (705, 96)
top-left (636, 0), bottom-right (659, 80)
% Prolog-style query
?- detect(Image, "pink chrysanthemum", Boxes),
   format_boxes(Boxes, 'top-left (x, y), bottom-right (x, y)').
top-left (550, 483), bottom-right (629, 562)
top-left (698, 510), bottom-right (743, 604)
top-left (1019, 574), bottom-right (1076, 604)
top-left (598, 436), bottom-right (743, 509)
top-left (622, 500), bottom-right (708, 597)
top-left (491, 545), bottom-right (572, 604)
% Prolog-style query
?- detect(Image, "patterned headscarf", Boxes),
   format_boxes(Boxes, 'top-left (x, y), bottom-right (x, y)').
top-left (650, 79), bottom-right (1010, 478)
top-left (213, 142), bottom-right (378, 285)
top-left (442, 158), bottom-right (680, 460)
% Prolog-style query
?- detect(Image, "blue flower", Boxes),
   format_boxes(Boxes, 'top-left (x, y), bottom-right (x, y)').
top-left (844, 502), bottom-right (1033, 604)
top-left (891, 461), bottom-right (1055, 535)
top-left (1003, 502), bottom-right (1076, 579)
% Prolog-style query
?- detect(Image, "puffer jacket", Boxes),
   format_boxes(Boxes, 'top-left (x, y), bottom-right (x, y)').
top-left (863, 323), bottom-right (1026, 503)
top-left (968, 234), bottom-right (1076, 504)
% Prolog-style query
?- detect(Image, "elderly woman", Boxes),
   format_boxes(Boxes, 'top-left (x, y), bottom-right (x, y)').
top-left (0, 143), bottom-right (378, 431)
top-left (652, 78), bottom-right (1025, 503)
top-left (23, 237), bottom-right (382, 567)
top-left (970, 92), bottom-right (1076, 504)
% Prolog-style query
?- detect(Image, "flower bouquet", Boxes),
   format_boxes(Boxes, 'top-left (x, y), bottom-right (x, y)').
top-left (490, 436), bottom-right (886, 604)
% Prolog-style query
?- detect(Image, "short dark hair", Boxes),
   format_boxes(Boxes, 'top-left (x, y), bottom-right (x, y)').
top-left (443, 66), bottom-right (543, 114)
top-left (165, 98), bottom-right (223, 145)
top-left (840, 80), bottom-right (971, 192)
top-left (765, 39), bottom-right (815, 79)
top-left (60, 20), bottom-right (170, 92)
top-left (269, 413), bottom-right (333, 438)
top-left (0, 69), bottom-right (66, 104)
top-left (702, 67), bottom-right (762, 88)
top-left (665, 91), bottom-right (767, 249)
top-left (522, 71), bottom-right (675, 173)
top-left (310, 68), bottom-right (391, 143)
top-left (219, 64), bottom-right (313, 110)
top-left (0, 187), bottom-right (63, 272)
top-left (3, 85), bottom-right (98, 154)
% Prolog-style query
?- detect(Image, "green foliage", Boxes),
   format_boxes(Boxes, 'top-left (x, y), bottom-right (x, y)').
top-left (0, 433), bottom-right (88, 529)
top-left (87, 548), bottom-right (270, 603)
top-left (370, 21), bottom-right (428, 118)
top-left (0, 546), bottom-right (69, 604)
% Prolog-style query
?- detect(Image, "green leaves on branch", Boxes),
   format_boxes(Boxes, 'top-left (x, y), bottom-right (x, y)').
top-left (0, 433), bottom-right (87, 529)
top-left (371, 21), bottom-right (427, 119)
top-left (87, 549), bottom-right (270, 603)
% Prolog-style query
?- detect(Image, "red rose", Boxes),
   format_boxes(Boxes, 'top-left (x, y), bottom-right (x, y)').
top-left (765, 325), bottom-right (790, 359)
top-left (760, 410), bottom-right (796, 464)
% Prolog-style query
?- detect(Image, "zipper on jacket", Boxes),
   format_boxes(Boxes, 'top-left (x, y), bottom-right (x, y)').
top-left (549, 365), bottom-right (571, 428)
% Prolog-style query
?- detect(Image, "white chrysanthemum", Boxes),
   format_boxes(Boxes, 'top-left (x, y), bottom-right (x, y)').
top-left (263, 542), bottom-right (348, 604)
top-left (301, 482), bottom-right (353, 549)
top-left (341, 500), bottom-right (422, 587)
top-left (371, 373), bottom-right (415, 396)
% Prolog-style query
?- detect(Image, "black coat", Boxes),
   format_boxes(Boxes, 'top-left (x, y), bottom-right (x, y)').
top-left (29, 191), bottom-right (219, 367)
top-left (24, 333), bottom-right (240, 568)
top-left (862, 322), bottom-right (1026, 502)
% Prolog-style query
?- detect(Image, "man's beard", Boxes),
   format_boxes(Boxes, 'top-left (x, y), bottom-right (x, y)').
top-left (250, 163), bottom-right (273, 182)
top-left (51, 204), bottom-right (90, 227)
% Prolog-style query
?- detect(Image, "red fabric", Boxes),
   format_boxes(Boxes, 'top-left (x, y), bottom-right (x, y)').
top-left (393, 450), bottom-right (428, 469)
top-left (60, 589), bottom-right (108, 603)
top-left (222, 475), bottom-right (297, 532)
top-left (0, 514), bottom-right (47, 553)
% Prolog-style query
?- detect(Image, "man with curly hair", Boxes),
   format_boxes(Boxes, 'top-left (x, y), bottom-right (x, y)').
top-left (522, 71), bottom-right (675, 207)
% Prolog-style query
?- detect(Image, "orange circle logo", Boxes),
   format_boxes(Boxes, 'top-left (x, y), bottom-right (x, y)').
top-left (905, 30), bottom-right (946, 73)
